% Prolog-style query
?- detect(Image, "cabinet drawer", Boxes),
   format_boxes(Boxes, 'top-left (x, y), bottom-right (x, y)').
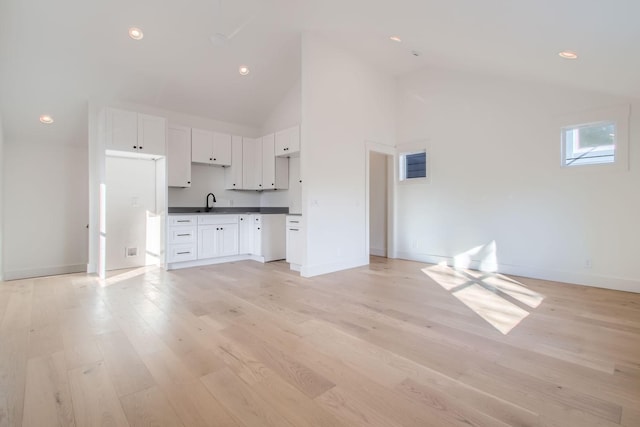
top-left (169, 216), bottom-right (196, 226)
top-left (286, 216), bottom-right (303, 227)
top-left (168, 226), bottom-right (196, 244)
top-left (167, 244), bottom-right (197, 263)
top-left (198, 215), bottom-right (239, 225)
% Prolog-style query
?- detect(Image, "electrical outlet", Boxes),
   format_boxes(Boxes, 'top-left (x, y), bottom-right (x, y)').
top-left (584, 258), bottom-right (592, 269)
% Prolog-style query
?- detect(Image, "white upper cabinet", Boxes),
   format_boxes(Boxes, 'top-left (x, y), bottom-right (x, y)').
top-left (224, 135), bottom-right (243, 190)
top-left (262, 134), bottom-right (276, 190)
top-left (275, 125), bottom-right (300, 157)
top-left (105, 108), bottom-right (137, 151)
top-left (191, 128), bottom-right (231, 166)
top-left (242, 137), bottom-right (263, 190)
top-left (138, 114), bottom-right (167, 155)
top-left (105, 107), bottom-right (166, 156)
top-left (262, 133), bottom-right (289, 190)
top-left (168, 125), bottom-right (191, 187)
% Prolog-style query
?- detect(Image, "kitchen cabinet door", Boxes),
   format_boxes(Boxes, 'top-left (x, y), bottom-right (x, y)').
top-left (191, 128), bottom-right (214, 164)
top-left (225, 135), bottom-right (243, 190)
top-left (275, 125), bottom-right (300, 157)
top-left (263, 134), bottom-right (289, 190)
top-left (138, 113), bottom-right (166, 155)
top-left (238, 215), bottom-right (253, 254)
top-left (262, 134), bottom-right (276, 190)
top-left (197, 225), bottom-right (218, 259)
top-left (105, 108), bottom-right (138, 152)
top-left (242, 137), bottom-right (262, 190)
top-left (218, 224), bottom-right (239, 257)
top-left (212, 132), bottom-right (232, 166)
top-left (168, 125), bottom-right (191, 187)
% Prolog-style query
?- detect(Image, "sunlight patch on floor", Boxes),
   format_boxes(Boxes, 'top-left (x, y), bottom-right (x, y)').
top-left (422, 263), bottom-right (545, 335)
top-left (102, 266), bottom-right (151, 286)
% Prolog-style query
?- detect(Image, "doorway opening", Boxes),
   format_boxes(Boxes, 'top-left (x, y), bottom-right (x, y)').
top-left (366, 142), bottom-right (395, 260)
top-left (104, 154), bottom-right (165, 272)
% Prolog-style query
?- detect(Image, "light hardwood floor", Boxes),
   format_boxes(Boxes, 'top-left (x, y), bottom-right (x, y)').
top-left (1, 257), bottom-right (639, 426)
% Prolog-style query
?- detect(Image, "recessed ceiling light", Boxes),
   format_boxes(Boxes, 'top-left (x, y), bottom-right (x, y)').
top-left (39, 115), bottom-right (54, 124)
top-left (558, 50), bottom-right (578, 60)
top-left (128, 27), bottom-right (144, 40)
top-left (389, 36), bottom-right (402, 43)
top-left (238, 65), bottom-right (250, 76)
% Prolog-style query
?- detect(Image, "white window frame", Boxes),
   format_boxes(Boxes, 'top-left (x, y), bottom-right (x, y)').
top-left (558, 105), bottom-right (630, 171)
top-left (397, 140), bottom-right (430, 185)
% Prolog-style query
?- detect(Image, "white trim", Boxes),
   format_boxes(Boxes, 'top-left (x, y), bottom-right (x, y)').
top-left (4, 264), bottom-right (87, 281)
top-left (301, 256), bottom-right (369, 278)
top-left (395, 251), bottom-right (640, 294)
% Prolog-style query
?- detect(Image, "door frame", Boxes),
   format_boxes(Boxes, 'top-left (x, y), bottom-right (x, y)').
top-left (365, 141), bottom-right (396, 259)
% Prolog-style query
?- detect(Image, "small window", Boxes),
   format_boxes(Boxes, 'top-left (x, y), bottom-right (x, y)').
top-left (562, 121), bottom-right (616, 167)
top-left (400, 151), bottom-right (427, 181)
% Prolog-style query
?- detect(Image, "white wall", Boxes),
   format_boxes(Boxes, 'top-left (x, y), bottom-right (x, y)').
top-left (105, 156), bottom-right (157, 270)
top-left (369, 151), bottom-right (388, 256)
top-left (261, 79), bottom-right (301, 135)
top-left (300, 34), bottom-right (396, 276)
top-left (168, 164), bottom-right (261, 208)
top-left (395, 67), bottom-right (640, 292)
top-left (3, 141), bottom-right (88, 279)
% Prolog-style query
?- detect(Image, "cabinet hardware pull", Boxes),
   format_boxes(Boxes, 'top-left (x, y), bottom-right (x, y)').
top-left (213, 158), bottom-right (216, 161)
top-left (210, 158), bottom-right (213, 160)
top-left (290, 220), bottom-right (299, 223)
top-left (133, 145), bottom-right (137, 149)
top-left (177, 251), bottom-right (190, 255)
top-left (177, 220), bottom-right (190, 223)
top-left (288, 229), bottom-right (299, 231)
top-left (187, 181), bottom-right (191, 184)
top-left (177, 234), bottom-right (190, 236)
top-left (139, 146), bottom-right (143, 149)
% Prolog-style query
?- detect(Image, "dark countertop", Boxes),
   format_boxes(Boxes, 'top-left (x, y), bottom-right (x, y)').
top-left (168, 207), bottom-right (289, 215)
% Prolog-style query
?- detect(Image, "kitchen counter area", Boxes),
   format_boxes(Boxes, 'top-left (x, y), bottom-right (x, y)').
top-left (169, 206), bottom-right (289, 215)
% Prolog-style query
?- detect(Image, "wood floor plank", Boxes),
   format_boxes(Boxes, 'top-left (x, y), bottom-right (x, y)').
top-left (22, 351), bottom-right (76, 427)
top-left (201, 368), bottom-right (296, 427)
top-left (68, 360), bottom-right (130, 427)
top-left (0, 330), bottom-right (28, 427)
top-left (221, 324), bottom-right (336, 398)
top-left (96, 331), bottom-right (156, 397)
top-left (119, 386), bottom-right (184, 427)
top-left (161, 380), bottom-right (241, 427)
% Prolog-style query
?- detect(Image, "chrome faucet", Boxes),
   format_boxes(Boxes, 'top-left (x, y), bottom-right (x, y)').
top-left (206, 193), bottom-right (216, 212)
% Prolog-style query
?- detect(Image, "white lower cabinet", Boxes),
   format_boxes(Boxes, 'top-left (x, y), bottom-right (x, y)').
top-left (167, 213), bottom-right (285, 268)
top-left (252, 214), bottom-right (286, 262)
top-left (238, 215), bottom-right (254, 254)
top-left (286, 215), bottom-right (303, 269)
top-left (197, 215), bottom-right (239, 259)
top-left (167, 216), bottom-right (197, 263)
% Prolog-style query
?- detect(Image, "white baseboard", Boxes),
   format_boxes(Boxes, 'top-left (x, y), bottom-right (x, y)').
top-left (167, 254), bottom-right (276, 270)
top-left (3, 264), bottom-right (87, 281)
top-left (370, 247), bottom-right (387, 257)
top-left (394, 251), bottom-right (640, 293)
top-left (301, 256), bottom-right (369, 278)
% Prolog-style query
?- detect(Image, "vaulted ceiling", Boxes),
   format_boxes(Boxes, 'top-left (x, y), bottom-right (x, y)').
top-left (1, 0), bottom-right (638, 145)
